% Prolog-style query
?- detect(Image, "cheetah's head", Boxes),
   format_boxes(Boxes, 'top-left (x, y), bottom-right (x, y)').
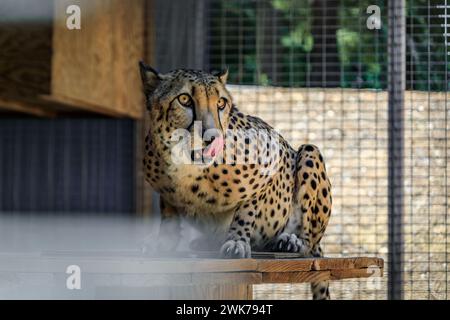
top-left (139, 62), bottom-right (232, 163)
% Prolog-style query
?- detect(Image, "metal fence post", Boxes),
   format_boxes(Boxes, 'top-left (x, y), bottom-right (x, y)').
top-left (388, 0), bottom-right (406, 300)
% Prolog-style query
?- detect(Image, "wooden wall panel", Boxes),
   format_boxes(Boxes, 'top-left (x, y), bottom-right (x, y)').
top-left (0, 0), bottom-right (150, 118)
top-left (52, 0), bottom-right (146, 118)
top-left (0, 0), bottom-right (53, 100)
top-left (111, 0), bottom-right (146, 117)
top-left (52, 0), bottom-right (115, 110)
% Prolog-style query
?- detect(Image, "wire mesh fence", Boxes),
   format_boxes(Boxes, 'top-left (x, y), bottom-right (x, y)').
top-left (153, 0), bottom-right (449, 299)
top-left (404, 0), bottom-right (449, 300)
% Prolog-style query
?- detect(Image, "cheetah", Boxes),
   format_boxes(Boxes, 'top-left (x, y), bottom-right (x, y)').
top-left (139, 62), bottom-right (332, 300)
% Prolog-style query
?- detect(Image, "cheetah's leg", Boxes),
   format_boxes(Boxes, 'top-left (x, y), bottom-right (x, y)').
top-left (310, 244), bottom-right (330, 300)
top-left (294, 144), bottom-right (332, 299)
top-left (155, 197), bottom-right (182, 252)
top-left (220, 201), bottom-right (256, 258)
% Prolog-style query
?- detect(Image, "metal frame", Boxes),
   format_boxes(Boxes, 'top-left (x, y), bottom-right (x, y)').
top-left (388, 0), bottom-right (406, 300)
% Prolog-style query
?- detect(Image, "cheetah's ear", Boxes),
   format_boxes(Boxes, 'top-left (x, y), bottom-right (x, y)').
top-left (139, 61), bottom-right (162, 96)
top-left (212, 68), bottom-right (229, 84)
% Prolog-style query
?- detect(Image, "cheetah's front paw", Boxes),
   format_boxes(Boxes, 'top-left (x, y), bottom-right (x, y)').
top-left (220, 239), bottom-right (251, 259)
top-left (273, 233), bottom-right (308, 255)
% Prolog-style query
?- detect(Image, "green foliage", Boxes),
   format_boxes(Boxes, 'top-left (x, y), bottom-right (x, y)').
top-left (273, 0), bottom-right (313, 52)
top-left (406, 0), bottom-right (450, 90)
top-left (335, 1), bottom-right (388, 89)
top-left (210, 0), bottom-right (448, 90)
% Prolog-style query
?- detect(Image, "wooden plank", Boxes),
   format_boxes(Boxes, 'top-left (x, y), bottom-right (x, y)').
top-left (0, 59), bottom-right (51, 99)
top-left (309, 257), bottom-right (383, 271)
top-left (246, 285), bottom-right (253, 300)
top-left (0, 253), bottom-right (384, 284)
top-left (262, 271), bottom-right (331, 284)
top-left (40, 94), bottom-right (127, 117)
top-left (215, 284), bottom-right (252, 300)
top-left (98, 272), bottom-right (261, 286)
top-left (110, 0), bottom-right (145, 118)
top-left (82, 283), bottom-right (252, 299)
top-left (257, 259), bottom-right (314, 272)
top-left (191, 272), bottom-right (262, 285)
top-left (330, 268), bottom-right (384, 281)
top-left (105, 273), bottom-right (192, 287)
top-left (261, 267), bottom-right (383, 283)
top-left (144, 0), bottom-right (156, 65)
top-left (256, 257), bottom-right (383, 273)
top-left (52, 0), bottom-right (145, 118)
top-left (52, 0), bottom-right (114, 112)
top-left (0, 255), bottom-right (259, 274)
top-left (0, 97), bottom-right (55, 117)
top-left (0, 0), bottom-right (52, 99)
top-left (166, 284), bottom-right (252, 300)
top-left (94, 286), bottom-right (172, 299)
top-left (95, 284), bottom-right (252, 299)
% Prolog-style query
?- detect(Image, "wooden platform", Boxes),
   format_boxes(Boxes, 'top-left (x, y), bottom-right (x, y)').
top-left (0, 252), bottom-right (383, 299)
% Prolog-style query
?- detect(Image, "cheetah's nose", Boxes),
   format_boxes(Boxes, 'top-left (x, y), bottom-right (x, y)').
top-left (203, 112), bottom-right (216, 130)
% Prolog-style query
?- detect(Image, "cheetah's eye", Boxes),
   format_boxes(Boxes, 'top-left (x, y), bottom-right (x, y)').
top-left (217, 97), bottom-right (227, 110)
top-left (177, 94), bottom-right (193, 107)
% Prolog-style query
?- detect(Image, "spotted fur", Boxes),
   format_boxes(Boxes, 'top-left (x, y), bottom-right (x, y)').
top-left (140, 62), bottom-right (332, 300)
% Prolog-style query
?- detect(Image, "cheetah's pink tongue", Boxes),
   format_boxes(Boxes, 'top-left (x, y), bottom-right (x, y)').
top-left (203, 136), bottom-right (224, 158)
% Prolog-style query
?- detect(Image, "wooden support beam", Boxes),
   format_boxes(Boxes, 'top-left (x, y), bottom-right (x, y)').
top-left (40, 94), bottom-right (130, 118)
top-left (0, 97), bottom-right (55, 117)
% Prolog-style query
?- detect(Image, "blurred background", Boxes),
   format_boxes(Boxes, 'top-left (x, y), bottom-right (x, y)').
top-left (0, 0), bottom-right (448, 299)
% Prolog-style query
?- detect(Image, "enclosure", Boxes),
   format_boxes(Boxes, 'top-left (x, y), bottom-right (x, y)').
top-left (0, 0), bottom-right (449, 300)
